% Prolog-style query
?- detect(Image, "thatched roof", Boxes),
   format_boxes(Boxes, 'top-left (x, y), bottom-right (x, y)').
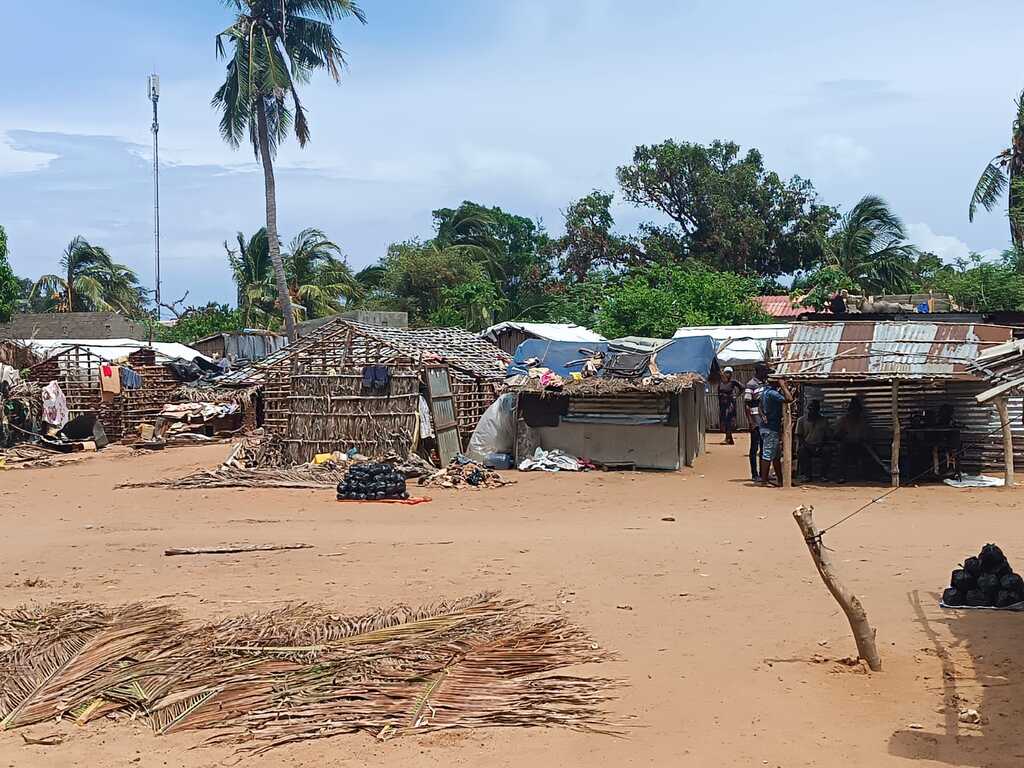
top-left (507, 372), bottom-right (704, 397)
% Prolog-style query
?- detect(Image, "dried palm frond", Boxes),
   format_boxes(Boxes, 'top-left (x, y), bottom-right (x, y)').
top-left (0, 594), bottom-right (621, 752)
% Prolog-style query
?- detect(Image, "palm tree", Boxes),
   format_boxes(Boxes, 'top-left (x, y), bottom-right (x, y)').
top-left (284, 227), bottom-right (361, 318)
top-left (826, 195), bottom-right (917, 295)
top-left (31, 236), bottom-right (144, 314)
top-left (212, 0), bottom-right (367, 342)
top-left (970, 90), bottom-right (1024, 249)
top-left (225, 229), bottom-right (274, 327)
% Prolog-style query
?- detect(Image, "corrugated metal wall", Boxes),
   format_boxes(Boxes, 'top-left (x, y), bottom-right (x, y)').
top-left (800, 381), bottom-right (1023, 473)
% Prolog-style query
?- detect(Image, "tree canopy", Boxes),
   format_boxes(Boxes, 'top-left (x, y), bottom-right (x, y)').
top-left (0, 226), bottom-right (19, 323)
top-left (616, 139), bottom-right (837, 276)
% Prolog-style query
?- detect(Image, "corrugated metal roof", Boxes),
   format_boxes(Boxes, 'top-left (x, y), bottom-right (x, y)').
top-left (773, 321), bottom-right (1013, 381)
top-left (674, 324), bottom-right (790, 366)
top-left (753, 295), bottom-right (804, 318)
top-left (480, 322), bottom-right (605, 344)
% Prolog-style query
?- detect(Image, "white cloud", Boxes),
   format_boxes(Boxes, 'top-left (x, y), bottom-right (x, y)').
top-left (0, 133), bottom-right (58, 174)
top-left (905, 222), bottom-right (1003, 263)
top-left (808, 134), bottom-right (872, 178)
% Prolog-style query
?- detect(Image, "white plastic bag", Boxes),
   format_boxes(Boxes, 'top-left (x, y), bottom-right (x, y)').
top-left (466, 394), bottom-right (516, 463)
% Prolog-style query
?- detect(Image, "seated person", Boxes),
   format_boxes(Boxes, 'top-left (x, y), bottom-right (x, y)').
top-left (835, 397), bottom-right (873, 483)
top-left (796, 400), bottom-right (832, 482)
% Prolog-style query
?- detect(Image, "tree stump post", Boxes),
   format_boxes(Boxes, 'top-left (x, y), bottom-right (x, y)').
top-left (792, 505), bottom-right (882, 671)
top-left (782, 399), bottom-right (793, 488)
top-left (890, 380), bottom-right (900, 488)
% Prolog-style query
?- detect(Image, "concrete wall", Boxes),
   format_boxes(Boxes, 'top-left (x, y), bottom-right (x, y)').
top-left (0, 312), bottom-right (146, 340)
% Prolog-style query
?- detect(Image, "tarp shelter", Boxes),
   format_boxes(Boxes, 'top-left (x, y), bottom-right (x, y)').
top-left (772, 320), bottom-right (1016, 488)
top-left (506, 336), bottom-right (718, 470)
top-left (481, 322), bottom-right (605, 355)
top-left (191, 331), bottom-right (286, 365)
top-left (672, 325), bottom-right (790, 431)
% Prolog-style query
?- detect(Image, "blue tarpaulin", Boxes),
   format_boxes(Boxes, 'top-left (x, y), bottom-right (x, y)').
top-left (508, 336), bottom-right (718, 380)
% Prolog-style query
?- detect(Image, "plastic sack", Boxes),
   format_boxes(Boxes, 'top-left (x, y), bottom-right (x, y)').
top-left (466, 394), bottom-right (517, 463)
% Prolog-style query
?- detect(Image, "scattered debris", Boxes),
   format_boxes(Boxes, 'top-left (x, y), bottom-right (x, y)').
top-left (616, 604), bottom-right (634, 611)
top-left (661, 517), bottom-right (676, 522)
top-left (419, 459), bottom-right (513, 489)
top-left (958, 708), bottom-right (983, 724)
top-left (21, 733), bottom-right (64, 747)
top-left (163, 543), bottom-right (313, 557)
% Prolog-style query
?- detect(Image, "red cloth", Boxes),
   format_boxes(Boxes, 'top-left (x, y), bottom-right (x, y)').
top-left (336, 497), bottom-right (431, 505)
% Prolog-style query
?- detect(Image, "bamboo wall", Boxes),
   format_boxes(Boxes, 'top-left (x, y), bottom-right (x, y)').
top-left (27, 347), bottom-right (104, 425)
top-left (284, 372), bottom-right (420, 463)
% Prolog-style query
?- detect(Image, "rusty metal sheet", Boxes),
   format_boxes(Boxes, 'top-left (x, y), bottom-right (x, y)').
top-left (774, 321), bottom-right (1013, 381)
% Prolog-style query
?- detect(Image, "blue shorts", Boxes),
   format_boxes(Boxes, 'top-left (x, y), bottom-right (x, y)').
top-left (760, 427), bottom-right (781, 461)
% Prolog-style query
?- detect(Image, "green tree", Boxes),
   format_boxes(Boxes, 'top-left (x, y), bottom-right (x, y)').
top-left (432, 202), bottom-right (551, 320)
top-left (213, 0), bottom-right (366, 342)
top-left (592, 264), bottom-right (769, 338)
top-left (825, 195), bottom-right (917, 294)
top-left (429, 277), bottom-right (506, 331)
top-left (226, 229), bottom-right (274, 327)
top-left (31, 236), bottom-right (144, 316)
top-left (377, 239), bottom-right (493, 325)
top-left (284, 227), bottom-right (360, 319)
top-left (157, 303), bottom-right (244, 343)
top-left (0, 226), bottom-right (19, 323)
top-left (970, 90), bottom-right (1024, 249)
top-left (935, 254), bottom-right (1024, 312)
top-left (615, 139), bottom-right (837, 276)
top-left (545, 190), bottom-right (629, 281)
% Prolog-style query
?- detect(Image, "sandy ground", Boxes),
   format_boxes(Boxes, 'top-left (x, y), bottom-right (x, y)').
top-left (1, 435), bottom-right (1023, 768)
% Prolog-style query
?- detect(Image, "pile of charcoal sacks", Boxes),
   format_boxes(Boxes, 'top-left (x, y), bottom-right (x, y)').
top-left (944, 544), bottom-right (1024, 608)
top-left (336, 463), bottom-right (409, 501)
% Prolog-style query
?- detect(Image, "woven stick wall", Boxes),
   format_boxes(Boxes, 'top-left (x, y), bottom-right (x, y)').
top-left (284, 371), bottom-right (420, 463)
top-left (27, 346), bottom-right (105, 424)
top-left (120, 350), bottom-right (182, 441)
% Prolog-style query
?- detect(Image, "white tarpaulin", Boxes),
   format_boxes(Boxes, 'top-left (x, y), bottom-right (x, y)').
top-left (672, 324), bottom-right (790, 366)
top-left (20, 338), bottom-right (209, 363)
top-left (481, 322), bottom-right (605, 344)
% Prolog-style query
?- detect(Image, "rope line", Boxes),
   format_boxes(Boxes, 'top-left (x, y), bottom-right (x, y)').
top-left (806, 417), bottom-right (1016, 545)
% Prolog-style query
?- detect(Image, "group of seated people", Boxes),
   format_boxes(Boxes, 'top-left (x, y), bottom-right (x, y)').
top-left (795, 397), bottom-right (960, 483)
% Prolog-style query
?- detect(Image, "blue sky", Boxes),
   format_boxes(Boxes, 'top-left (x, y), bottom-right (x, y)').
top-left (1, 1), bottom-right (1022, 306)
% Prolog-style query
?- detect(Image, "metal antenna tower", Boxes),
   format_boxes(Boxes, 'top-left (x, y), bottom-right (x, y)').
top-left (148, 73), bottom-right (161, 320)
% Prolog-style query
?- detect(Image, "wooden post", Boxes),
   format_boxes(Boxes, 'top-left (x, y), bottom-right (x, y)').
top-left (890, 380), bottom-right (900, 488)
top-left (996, 396), bottom-right (1014, 487)
top-left (782, 396), bottom-right (793, 488)
top-left (792, 505), bottom-right (882, 671)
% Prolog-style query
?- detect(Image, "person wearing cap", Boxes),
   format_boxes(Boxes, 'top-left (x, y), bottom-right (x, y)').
top-left (717, 366), bottom-right (743, 445)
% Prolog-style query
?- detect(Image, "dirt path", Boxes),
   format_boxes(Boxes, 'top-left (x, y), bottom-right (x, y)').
top-left (1, 436), bottom-right (1022, 767)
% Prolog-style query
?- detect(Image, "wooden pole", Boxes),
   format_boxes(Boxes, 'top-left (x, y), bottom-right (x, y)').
top-left (792, 505), bottom-right (882, 671)
top-left (782, 396), bottom-right (793, 488)
top-left (890, 380), bottom-right (900, 488)
top-left (996, 396), bottom-right (1014, 487)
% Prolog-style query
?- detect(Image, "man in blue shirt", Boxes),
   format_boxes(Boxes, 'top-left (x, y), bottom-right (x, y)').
top-left (758, 377), bottom-right (793, 486)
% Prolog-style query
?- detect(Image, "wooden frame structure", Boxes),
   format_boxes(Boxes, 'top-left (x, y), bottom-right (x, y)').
top-left (244, 320), bottom-right (510, 462)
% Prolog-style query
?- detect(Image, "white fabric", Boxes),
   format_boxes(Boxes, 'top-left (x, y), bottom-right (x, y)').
top-left (19, 338), bottom-right (209, 364)
top-left (41, 381), bottom-right (69, 427)
top-left (481, 322), bottom-right (605, 344)
top-left (518, 447), bottom-right (581, 472)
top-left (418, 396), bottom-right (435, 439)
top-left (0, 364), bottom-right (20, 389)
top-left (943, 474), bottom-right (1005, 488)
top-left (467, 393), bottom-right (516, 462)
top-left (672, 324), bottom-right (791, 366)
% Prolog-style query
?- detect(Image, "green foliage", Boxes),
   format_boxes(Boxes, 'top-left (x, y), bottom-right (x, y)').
top-left (157, 303), bottom-right (244, 343)
top-left (615, 139), bottom-right (837, 276)
top-left (934, 254), bottom-right (1024, 312)
top-left (30, 236), bottom-right (146, 317)
top-left (0, 226), bottom-right (19, 323)
top-left (226, 227), bottom-right (358, 327)
top-left (429, 277), bottom-right (506, 331)
top-left (969, 90), bottom-right (1024, 249)
top-left (588, 264), bottom-right (769, 339)
top-left (544, 191), bottom-right (629, 281)
top-left (826, 195), bottom-right (916, 294)
top-left (432, 201), bottom-right (551, 320)
top-left (376, 239), bottom-right (491, 325)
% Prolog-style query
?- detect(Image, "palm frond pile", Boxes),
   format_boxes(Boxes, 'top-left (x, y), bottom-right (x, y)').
top-left (0, 595), bottom-right (618, 753)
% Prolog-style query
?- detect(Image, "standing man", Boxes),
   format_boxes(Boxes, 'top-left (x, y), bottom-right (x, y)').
top-left (759, 377), bottom-right (794, 486)
top-left (744, 363), bottom-right (770, 481)
top-left (796, 399), bottom-right (832, 483)
top-left (717, 366), bottom-right (743, 445)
